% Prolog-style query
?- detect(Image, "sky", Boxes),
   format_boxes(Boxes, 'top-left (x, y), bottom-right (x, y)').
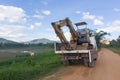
top-left (0, 0), bottom-right (120, 42)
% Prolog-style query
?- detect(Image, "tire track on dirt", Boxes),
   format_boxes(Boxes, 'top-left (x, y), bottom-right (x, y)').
top-left (42, 48), bottom-right (120, 80)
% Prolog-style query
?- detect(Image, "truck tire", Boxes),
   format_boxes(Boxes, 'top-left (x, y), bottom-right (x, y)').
top-left (84, 62), bottom-right (88, 66)
top-left (63, 60), bottom-right (69, 65)
top-left (88, 60), bottom-right (95, 67)
top-left (83, 58), bottom-right (89, 66)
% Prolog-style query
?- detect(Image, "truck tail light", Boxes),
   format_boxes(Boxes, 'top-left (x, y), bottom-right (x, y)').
top-left (82, 53), bottom-right (88, 57)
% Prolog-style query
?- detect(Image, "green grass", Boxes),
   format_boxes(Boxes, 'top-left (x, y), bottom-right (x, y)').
top-left (108, 48), bottom-right (120, 54)
top-left (0, 51), bottom-right (63, 80)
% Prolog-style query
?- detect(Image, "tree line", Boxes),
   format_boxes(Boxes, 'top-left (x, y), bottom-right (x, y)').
top-left (89, 30), bottom-right (119, 49)
top-left (0, 43), bottom-right (54, 49)
top-left (103, 36), bottom-right (120, 48)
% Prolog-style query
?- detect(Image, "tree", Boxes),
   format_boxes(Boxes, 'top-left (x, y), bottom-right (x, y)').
top-left (94, 30), bottom-right (110, 48)
top-left (109, 36), bottom-right (120, 48)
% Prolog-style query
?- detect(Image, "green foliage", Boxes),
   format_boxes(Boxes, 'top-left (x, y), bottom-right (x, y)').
top-left (94, 30), bottom-right (110, 48)
top-left (109, 36), bottom-right (120, 48)
top-left (0, 43), bottom-right (54, 49)
top-left (16, 54), bottom-right (30, 58)
top-left (103, 36), bottom-right (120, 54)
top-left (0, 51), bottom-right (62, 80)
top-left (24, 58), bottom-right (36, 66)
top-left (108, 48), bottom-right (120, 54)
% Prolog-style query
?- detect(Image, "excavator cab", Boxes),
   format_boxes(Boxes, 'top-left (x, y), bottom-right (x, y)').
top-left (75, 22), bottom-right (90, 44)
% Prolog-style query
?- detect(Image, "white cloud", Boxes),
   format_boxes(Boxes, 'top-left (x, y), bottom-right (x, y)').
top-left (0, 25), bottom-right (27, 40)
top-left (34, 22), bottom-right (42, 27)
top-left (75, 10), bottom-right (81, 14)
top-left (98, 20), bottom-right (120, 32)
top-left (102, 26), bottom-right (120, 32)
top-left (6, 33), bottom-right (26, 38)
top-left (0, 5), bottom-right (28, 41)
top-left (97, 16), bottom-right (104, 20)
top-left (113, 8), bottom-right (120, 12)
top-left (111, 20), bottom-right (120, 26)
top-left (33, 10), bottom-right (51, 19)
top-left (82, 12), bottom-right (104, 25)
top-left (42, 10), bottom-right (51, 15)
top-left (33, 14), bottom-right (44, 19)
top-left (29, 22), bottom-right (42, 30)
top-left (82, 12), bottom-right (95, 20)
top-left (93, 19), bottom-right (104, 25)
top-left (0, 5), bottom-right (26, 23)
top-left (29, 25), bottom-right (34, 30)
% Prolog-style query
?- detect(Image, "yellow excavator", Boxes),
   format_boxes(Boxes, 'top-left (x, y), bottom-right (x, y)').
top-left (51, 18), bottom-right (98, 67)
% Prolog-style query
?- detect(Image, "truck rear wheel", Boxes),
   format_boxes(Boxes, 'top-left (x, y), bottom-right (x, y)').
top-left (83, 58), bottom-right (89, 66)
top-left (88, 60), bottom-right (95, 67)
top-left (63, 60), bottom-right (69, 65)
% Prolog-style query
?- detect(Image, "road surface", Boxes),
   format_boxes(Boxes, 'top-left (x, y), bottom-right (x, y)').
top-left (43, 48), bottom-right (120, 80)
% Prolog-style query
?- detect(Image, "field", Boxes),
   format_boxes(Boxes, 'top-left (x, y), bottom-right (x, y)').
top-left (0, 45), bottom-right (63, 80)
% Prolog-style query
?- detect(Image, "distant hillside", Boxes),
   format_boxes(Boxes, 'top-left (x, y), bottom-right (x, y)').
top-left (0, 38), bottom-right (54, 44)
top-left (0, 38), bottom-right (18, 44)
top-left (25, 38), bottom-right (54, 44)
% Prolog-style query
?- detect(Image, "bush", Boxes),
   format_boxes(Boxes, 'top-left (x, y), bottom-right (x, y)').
top-left (16, 54), bottom-right (30, 58)
top-left (0, 51), bottom-right (62, 80)
top-left (24, 58), bottom-right (36, 66)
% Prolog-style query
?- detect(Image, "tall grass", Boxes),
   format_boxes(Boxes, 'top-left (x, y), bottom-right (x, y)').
top-left (0, 51), bottom-right (62, 80)
top-left (108, 48), bottom-right (120, 54)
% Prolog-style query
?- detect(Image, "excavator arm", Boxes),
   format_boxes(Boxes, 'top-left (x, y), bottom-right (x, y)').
top-left (51, 18), bottom-right (77, 44)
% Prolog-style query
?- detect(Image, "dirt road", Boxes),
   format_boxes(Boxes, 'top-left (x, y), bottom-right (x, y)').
top-left (43, 48), bottom-right (120, 80)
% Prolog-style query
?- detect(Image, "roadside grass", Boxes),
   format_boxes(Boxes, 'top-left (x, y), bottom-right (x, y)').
top-left (108, 48), bottom-right (120, 54)
top-left (0, 45), bottom-right (53, 59)
top-left (0, 51), bottom-right (63, 80)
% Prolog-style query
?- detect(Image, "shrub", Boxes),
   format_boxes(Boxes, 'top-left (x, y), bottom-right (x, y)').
top-left (0, 51), bottom-right (62, 80)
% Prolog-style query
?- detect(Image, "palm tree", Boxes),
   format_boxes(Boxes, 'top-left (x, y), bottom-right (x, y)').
top-left (94, 30), bottom-right (110, 48)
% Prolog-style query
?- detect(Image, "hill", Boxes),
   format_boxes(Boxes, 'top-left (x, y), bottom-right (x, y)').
top-left (0, 38), bottom-right (54, 44)
top-left (25, 38), bottom-right (54, 44)
top-left (0, 38), bottom-right (18, 44)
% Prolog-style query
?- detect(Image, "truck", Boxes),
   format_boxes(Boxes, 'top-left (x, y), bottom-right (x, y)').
top-left (51, 18), bottom-right (98, 67)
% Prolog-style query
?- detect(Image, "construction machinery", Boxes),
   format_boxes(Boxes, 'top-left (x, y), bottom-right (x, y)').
top-left (51, 18), bottom-right (98, 67)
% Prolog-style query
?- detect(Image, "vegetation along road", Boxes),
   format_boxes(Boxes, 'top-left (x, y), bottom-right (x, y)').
top-left (43, 48), bottom-right (120, 80)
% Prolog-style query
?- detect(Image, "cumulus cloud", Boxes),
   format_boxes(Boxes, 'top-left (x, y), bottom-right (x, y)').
top-left (33, 10), bottom-right (44, 19)
top-left (75, 10), bottom-right (81, 14)
top-left (111, 20), bottom-right (120, 26)
top-left (0, 25), bottom-right (27, 40)
top-left (0, 5), bottom-right (26, 23)
top-left (98, 20), bottom-right (120, 32)
top-left (29, 22), bottom-right (42, 30)
top-left (29, 25), bottom-right (34, 30)
top-left (97, 16), bottom-right (104, 20)
top-left (82, 12), bottom-right (95, 20)
top-left (41, 10), bottom-right (51, 15)
top-left (82, 12), bottom-right (104, 25)
top-left (33, 10), bottom-right (51, 19)
top-left (0, 5), bottom-right (28, 41)
top-left (93, 19), bottom-right (104, 25)
top-left (35, 22), bottom-right (42, 27)
top-left (33, 14), bottom-right (44, 19)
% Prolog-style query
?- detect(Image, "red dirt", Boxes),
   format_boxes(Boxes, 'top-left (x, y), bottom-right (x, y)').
top-left (42, 48), bottom-right (120, 80)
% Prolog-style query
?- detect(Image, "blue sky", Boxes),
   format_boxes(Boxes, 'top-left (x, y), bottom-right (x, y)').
top-left (0, 0), bottom-right (120, 42)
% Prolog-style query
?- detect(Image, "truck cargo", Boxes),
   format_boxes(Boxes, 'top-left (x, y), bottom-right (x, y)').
top-left (51, 18), bottom-right (98, 67)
